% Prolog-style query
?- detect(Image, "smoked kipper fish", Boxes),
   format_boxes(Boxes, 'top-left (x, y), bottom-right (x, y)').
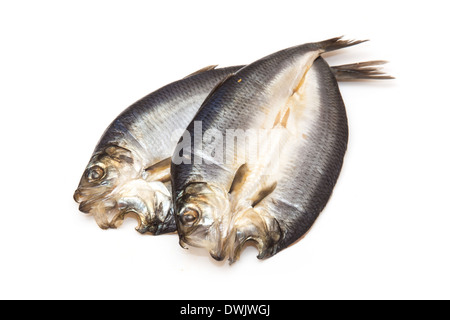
top-left (74, 65), bottom-right (243, 234)
top-left (171, 37), bottom-right (392, 262)
top-left (74, 57), bottom-right (389, 236)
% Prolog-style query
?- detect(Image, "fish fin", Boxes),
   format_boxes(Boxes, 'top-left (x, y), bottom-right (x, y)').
top-left (251, 181), bottom-right (278, 207)
top-left (331, 60), bottom-right (395, 80)
top-left (144, 157), bottom-right (171, 182)
top-left (229, 163), bottom-right (250, 194)
top-left (230, 163), bottom-right (278, 206)
top-left (317, 36), bottom-right (368, 53)
top-left (182, 65), bottom-right (218, 79)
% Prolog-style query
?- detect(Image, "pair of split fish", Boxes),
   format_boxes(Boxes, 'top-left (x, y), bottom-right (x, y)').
top-left (74, 37), bottom-right (392, 263)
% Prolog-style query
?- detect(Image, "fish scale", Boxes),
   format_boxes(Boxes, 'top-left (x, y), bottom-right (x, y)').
top-left (75, 65), bottom-right (244, 233)
top-left (258, 57), bottom-right (348, 252)
top-left (96, 67), bottom-right (243, 164)
top-left (172, 37), bottom-right (390, 262)
top-left (74, 39), bottom-right (391, 255)
top-left (172, 41), bottom-right (339, 197)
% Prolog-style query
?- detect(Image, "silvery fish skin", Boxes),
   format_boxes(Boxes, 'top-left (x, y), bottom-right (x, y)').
top-left (228, 57), bottom-right (349, 262)
top-left (74, 65), bottom-right (243, 234)
top-left (172, 37), bottom-right (377, 261)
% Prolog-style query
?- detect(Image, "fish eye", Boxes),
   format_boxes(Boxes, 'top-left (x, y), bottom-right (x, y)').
top-left (180, 208), bottom-right (199, 226)
top-left (87, 165), bottom-right (105, 182)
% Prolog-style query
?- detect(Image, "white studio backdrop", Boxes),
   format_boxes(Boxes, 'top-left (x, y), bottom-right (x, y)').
top-left (0, 1), bottom-right (449, 300)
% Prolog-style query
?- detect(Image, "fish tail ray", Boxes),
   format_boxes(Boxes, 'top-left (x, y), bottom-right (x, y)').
top-left (331, 60), bottom-right (395, 80)
top-left (316, 36), bottom-right (368, 53)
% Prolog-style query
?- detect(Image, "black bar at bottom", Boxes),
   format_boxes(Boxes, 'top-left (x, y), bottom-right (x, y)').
top-left (158, 300), bottom-right (296, 318)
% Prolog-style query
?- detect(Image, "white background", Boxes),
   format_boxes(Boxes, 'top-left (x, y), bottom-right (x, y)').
top-left (1, 1), bottom-right (449, 300)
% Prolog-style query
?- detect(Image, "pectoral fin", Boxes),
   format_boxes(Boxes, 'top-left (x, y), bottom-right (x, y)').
top-left (144, 157), bottom-right (171, 182)
top-left (251, 181), bottom-right (277, 207)
top-left (229, 163), bottom-right (250, 194)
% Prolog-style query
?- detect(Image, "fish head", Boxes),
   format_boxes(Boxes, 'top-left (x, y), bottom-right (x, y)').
top-left (175, 182), bottom-right (231, 261)
top-left (74, 145), bottom-right (139, 227)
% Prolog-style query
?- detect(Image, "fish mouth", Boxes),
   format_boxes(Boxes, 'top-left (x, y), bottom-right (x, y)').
top-left (74, 189), bottom-right (101, 214)
top-left (74, 188), bottom-right (111, 214)
top-left (209, 251), bottom-right (226, 262)
top-left (209, 235), bottom-right (228, 262)
top-left (78, 200), bottom-right (94, 214)
top-left (77, 198), bottom-right (119, 229)
top-left (179, 238), bottom-right (226, 261)
top-left (73, 189), bottom-right (85, 203)
top-left (74, 180), bottom-right (173, 234)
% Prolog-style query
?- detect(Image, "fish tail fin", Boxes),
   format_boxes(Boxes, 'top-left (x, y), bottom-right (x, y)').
top-left (331, 60), bottom-right (395, 81)
top-left (316, 36), bottom-right (368, 53)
